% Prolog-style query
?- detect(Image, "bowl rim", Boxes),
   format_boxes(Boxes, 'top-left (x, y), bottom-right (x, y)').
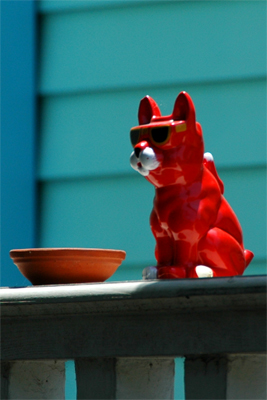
top-left (10, 248), bottom-right (126, 260)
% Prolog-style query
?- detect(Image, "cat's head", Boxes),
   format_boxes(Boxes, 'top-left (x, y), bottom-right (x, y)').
top-left (129, 92), bottom-right (204, 187)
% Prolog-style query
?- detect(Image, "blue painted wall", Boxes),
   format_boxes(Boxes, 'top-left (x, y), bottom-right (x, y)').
top-left (1, 0), bottom-right (36, 286)
top-left (37, 1), bottom-right (266, 278)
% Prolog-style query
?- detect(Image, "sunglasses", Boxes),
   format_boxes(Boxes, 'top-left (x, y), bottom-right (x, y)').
top-left (130, 123), bottom-right (187, 147)
top-left (130, 126), bottom-right (171, 147)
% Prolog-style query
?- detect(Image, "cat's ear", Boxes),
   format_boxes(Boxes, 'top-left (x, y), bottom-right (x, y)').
top-left (138, 96), bottom-right (161, 125)
top-left (172, 92), bottom-right (196, 124)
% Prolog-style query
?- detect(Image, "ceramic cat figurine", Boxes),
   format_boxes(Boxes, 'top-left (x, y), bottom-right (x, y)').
top-left (130, 91), bottom-right (254, 279)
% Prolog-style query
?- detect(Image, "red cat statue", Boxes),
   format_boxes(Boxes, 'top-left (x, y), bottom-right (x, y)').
top-left (130, 91), bottom-right (254, 279)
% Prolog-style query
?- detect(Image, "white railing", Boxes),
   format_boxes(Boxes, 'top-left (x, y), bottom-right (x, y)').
top-left (1, 276), bottom-right (266, 399)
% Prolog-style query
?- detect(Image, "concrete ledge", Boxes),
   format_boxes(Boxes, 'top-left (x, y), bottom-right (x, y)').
top-left (1, 276), bottom-right (266, 360)
top-left (1, 275), bottom-right (266, 316)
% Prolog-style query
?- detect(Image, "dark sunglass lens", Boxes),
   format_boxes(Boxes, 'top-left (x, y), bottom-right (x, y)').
top-left (130, 129), bottom-right (140, 146)
top-left (151, 126), bottom-right (169, 144)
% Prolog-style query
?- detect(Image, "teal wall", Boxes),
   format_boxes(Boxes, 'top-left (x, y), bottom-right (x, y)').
top-left (37, 1), bottom-right (266, 280)
top-left (1, 0), bottom-right (37, 286)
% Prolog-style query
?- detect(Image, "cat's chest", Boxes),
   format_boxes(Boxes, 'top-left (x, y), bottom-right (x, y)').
top-left (153, 183), bottom-right (202, 225)
top-left (153, 189), bottom-right (185, 223)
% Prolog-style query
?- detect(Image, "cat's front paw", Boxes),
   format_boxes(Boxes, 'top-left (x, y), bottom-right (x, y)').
top-left (142, 266), bottom-right (158, 280)
top-left (195, 265), bottom-right (213, 278)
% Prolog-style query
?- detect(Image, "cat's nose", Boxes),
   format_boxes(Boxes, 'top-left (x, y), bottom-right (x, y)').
top-left (134, 140), bottom-right (149, 158)
top-left (135, 147), bottom-right (141, 158)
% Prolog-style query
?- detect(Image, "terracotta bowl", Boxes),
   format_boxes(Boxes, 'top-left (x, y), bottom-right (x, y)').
top-left (9, 248), bottom-right (126, 285)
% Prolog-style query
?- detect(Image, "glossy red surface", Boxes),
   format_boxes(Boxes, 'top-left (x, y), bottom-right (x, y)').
top-left (130, 92), bottom-right (253, 278)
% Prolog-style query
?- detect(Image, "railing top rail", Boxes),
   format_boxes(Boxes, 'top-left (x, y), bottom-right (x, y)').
top-left (1, 275), bottom-right (266, 317)
top-left (1, 276), bottom-right (266, 359)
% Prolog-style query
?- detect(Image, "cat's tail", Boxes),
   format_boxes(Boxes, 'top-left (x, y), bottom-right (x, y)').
top-left (203, 152), bottom-right (224, 194)
top-left (244, 249), bottom-right (254, 267)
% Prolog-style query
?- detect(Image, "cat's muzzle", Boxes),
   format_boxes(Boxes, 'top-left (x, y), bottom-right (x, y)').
top-left (130, 147), bottom-right (160, 176)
